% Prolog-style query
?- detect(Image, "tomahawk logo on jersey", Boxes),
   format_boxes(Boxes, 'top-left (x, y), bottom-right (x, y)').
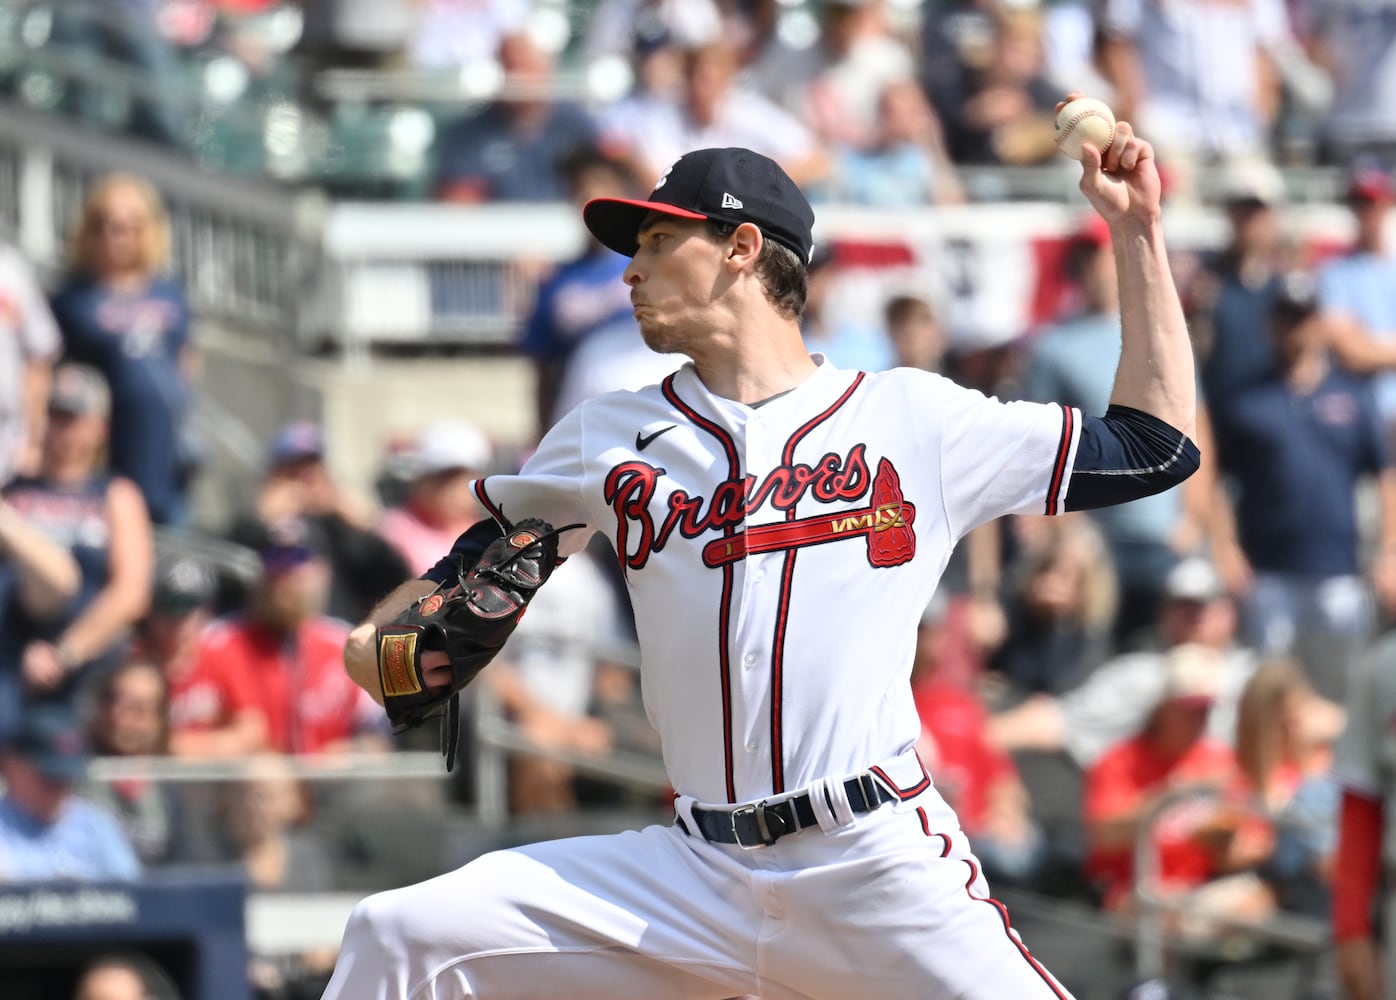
top-left (470, 360), bottom-right (1079, 804)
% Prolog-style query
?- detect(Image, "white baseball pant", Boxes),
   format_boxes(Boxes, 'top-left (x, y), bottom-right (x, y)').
top-left (322, 779), bottom-right (1073, 1000)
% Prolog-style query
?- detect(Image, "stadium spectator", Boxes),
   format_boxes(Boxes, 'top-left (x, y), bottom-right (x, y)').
top-left (85, 657), bottom-right (198, 867)
top-left (1212, 271), bottom-right (1396, 696)
top-left (73, 952), bottom-right (180, 1000)
top-left (1318, 161), bottom-right (1396, 439)
top-left (584, 0), bottom-right (722, 62)
top-left (49, 1), bottom-right (185, 146)
top-left (0, 242), bottom-right (61, 483)
top-left (1311, 0), bottom-right (1396, 164)
top-left (215, 757), bottom-right (333, 892)
top-left (927, 7), bottom-right (1060, 165)
top-left (601, 41), bottom-right (828, 189)
top-left (748, 0), bottom-right (916, 151)
top-left (1331, 631), bottom-right (1396, 1000)
top-left (214, 757), bottom-right (337, 997)
top-left (4, 364), bottom-right (153, 724)
top-left (1095, 0), bottom-right (1290, 167)
top-left (0, 706), bottom-right (141, 881)
top-left (228, 421), bottom-right (409, 624)
top-left (1232, 659), bottom-right (1338, 918)
top-left (1023, 215), bottom-right (1209, 646)
top-left (884, 294), bottom-right (945, 373)
top-left (433, 33), bottom-right (600, 203)
top-left (188, 521), bottom-right (383, 756)
top-left (913, 594), bottom-right (1043, 887)
top-left (1188, 158), bottom-right (1292, 427)
top-left (488, 550), bottom-right (623, 815)
top-left (989, 558), bottom-right (1285, 768)
top-left (140, 555), bottom-right (264, 759)
top-left (1083, 644), bottom-right (1242, 911)
top-left (988, 519), bottom-right (1116, 696)
top-left (518, 148), bottom-right (639, 433)
top-left (0, 488), bottom-right (81, 739)
top-left (377, 421), bottom-right (492, 577)
top-left (50, 174), bottom-right (196, 526)
top-left (800, 247), bottom-right (895, 372)
top-left (407, 0), bottom-right (528, 71)
top-left (823, 78), bottom-right (965, 207)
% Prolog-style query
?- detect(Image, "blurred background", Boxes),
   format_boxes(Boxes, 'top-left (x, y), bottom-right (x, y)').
top-left (0, 0), bottom-right (1392, 997)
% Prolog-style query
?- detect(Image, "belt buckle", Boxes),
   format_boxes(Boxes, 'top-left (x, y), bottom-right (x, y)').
top-left (730, 802), bottom-right (776, 850)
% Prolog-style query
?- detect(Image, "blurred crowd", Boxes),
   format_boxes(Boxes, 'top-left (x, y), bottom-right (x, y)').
top-left (7, 0), bottom-right (1394, 196)
top-left (5, 1), bottom-right (1396, 998)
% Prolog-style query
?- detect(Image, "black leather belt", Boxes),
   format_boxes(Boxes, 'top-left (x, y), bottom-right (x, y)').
top-left (677, 772), bottom-right (894, 849)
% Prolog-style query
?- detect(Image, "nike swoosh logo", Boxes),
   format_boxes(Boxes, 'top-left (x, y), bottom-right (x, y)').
top-left (636, 424), bottom-right (677, 451)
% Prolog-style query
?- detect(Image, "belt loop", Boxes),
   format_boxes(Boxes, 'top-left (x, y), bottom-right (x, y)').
top-left (674, 795), bottom-right (700, 836)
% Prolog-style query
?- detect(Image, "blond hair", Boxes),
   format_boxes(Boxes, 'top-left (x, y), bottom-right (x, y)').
top-left (69, 173), bottom-right (172, 279)
top-left (1235, 657), bottom-right (1311, 795)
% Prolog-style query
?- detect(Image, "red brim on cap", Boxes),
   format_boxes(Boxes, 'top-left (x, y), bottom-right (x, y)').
top-left (583, 197), bottom-right (708, 257)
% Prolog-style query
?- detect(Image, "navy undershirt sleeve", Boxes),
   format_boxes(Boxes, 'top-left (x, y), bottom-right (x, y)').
top-left (1064, 404), bottom-right (1201, 511)
top-left (421, 518), bottom-right (505, 584)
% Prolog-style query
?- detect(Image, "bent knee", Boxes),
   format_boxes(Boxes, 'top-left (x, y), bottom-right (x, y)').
top-left (343, 853), bottom-right (542, 959)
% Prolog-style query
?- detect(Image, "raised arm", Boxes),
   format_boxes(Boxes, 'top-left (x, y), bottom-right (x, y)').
top-left (1066, 101), bottom-right (1195, 438)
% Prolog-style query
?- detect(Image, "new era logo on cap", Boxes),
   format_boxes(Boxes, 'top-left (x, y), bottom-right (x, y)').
top-left (583, 148), bottom-right (815, 264)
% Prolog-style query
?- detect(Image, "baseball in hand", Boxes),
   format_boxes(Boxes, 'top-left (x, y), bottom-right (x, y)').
top-left (1054, 98), bottom-right (1116, 161)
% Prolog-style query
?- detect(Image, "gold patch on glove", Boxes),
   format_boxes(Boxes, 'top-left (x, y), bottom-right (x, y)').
top-left (379, 631), bottom-right (423, 697)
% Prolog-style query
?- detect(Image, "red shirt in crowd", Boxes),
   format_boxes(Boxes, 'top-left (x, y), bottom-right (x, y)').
top-left (913, 682), bottom-right (1017, 833)
top-left (167, 634), bottom-right (259, 735)
top-left (172, 616), bottom-right (368, 754)
top-left (1084, 734), bottom-right (1239, 907)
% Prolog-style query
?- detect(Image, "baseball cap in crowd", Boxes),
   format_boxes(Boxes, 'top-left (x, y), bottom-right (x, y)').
top-left (258, 518), bottom-right (322, 575)
top-left (1218, 157), bottom-right (1285, 208)
top-left (583, 147), bottom-right (816, 264)
top-left (1347, 158), bottom-right (1395, 203)
top-left (414, 420), bottom-right (492, 477)
top-left (153, 555), bottom-right (216, 615)
top-left (5, 706), bottom-right (87, 782)
top-left (1272, 270), bottom-right (1320, 320)
top-left (1163, 557), bottom-right (1225, 603)
top-left (1162, 643), bottom-right (1222, 708)
top-left (48, 363), bottom-right (110, 417)
top-left (267, 421), bottom-right (324, 470)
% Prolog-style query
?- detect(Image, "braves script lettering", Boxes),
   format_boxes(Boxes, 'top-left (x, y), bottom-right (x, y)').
top-left (605, 445), bottom-right (874, 570)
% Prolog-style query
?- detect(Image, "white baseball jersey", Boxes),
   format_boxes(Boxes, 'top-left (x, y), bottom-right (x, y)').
top-left (473, 357), bottom-right (1080, 804)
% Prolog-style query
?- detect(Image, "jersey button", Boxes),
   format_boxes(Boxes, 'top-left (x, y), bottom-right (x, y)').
top-left (745, 741), bottom-right (759, 753)
top-left (743, 652), bottom-right (757, 667)
top-left (751, 570), bottom-right (766, 583)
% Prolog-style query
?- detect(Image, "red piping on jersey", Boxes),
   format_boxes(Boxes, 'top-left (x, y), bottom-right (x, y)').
top-left (663, 373), bottom-right (740, 803)
top-left (1045, 406), bottom-right (1074, 516)
top-left (473, 479), bottom-right (505, 524)
top-left (870, 750), bottom-right (932, 801)
top-left (963, 858), bottom-right (1071, 1000)
top-left (916, 807), bottom-right (953, 857)
top-left (768, 372), bottom-right (866, 794)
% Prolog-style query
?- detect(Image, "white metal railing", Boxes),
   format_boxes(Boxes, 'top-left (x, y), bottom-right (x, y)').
top-left (1131, 785), bottom-right (1330, 995)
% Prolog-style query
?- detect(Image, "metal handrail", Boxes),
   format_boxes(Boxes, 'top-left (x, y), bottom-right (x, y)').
top-left (1131, 784), bottom-right (1329, 988)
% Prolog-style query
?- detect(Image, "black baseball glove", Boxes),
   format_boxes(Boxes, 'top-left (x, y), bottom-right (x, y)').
top-left (374, 517), bottom-right (576, 769)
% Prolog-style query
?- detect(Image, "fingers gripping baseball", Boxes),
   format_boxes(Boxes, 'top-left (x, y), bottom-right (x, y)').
top-left (1055, 93), bottom-right (1161, 225)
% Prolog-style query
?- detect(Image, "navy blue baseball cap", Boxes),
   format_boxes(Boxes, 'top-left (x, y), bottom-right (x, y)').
top-left (5, 707), bottom-right (87, 782)
top-left (583, 147), bottom-right (817, 264)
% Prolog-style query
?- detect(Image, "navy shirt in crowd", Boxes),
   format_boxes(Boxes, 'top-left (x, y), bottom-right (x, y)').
top-left (50, 275), bottom-right (191, 524)
top-left (520, 249), bottom-right (633, 362)
top-left (434, 102), bottom-right (598, 202)
top-left (1219, 369), bottom-right (1388, 577)
top-left (0, 474), bottom-right (112, 737)
top-left (1203, 270), bottom-right (1279, 424)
